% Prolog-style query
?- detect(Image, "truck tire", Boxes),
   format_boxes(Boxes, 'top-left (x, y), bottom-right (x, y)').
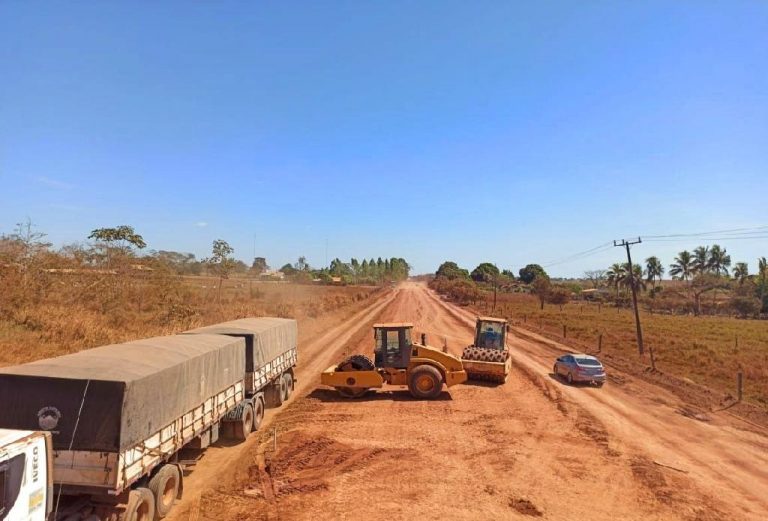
top-left (408, 365), bottom-right (443, 400)
top-left (252, 396), bottom-right (265, 431)
top-left (124, 487), bottom-right (155, 521)
top-left (273, 378), bottom-right (285, 407)
top-left (282, 372), bottom-right (294, 400)
top-left (148, 464), bottom-right (181, 519)
top-left (233, 403), bottom-right (254, 441)
top-left (338, 354), bottom-right (374, 371)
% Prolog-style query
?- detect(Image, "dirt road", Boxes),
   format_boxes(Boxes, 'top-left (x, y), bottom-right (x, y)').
top-left (193, 282), bottom-right (767, 520)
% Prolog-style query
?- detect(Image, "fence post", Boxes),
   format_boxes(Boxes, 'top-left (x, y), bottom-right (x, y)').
top-left (563, 324), bottom-right (567, 338)
top-left (737, 371), bottom-right (743, 402)
top-left (735, 335), bottom-right (739, 350)
top-left (598, 333), bottom-right (603, 353)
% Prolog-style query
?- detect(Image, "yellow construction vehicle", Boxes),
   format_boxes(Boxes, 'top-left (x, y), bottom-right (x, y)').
top-left (321, 323), bottom-right (467, 399)
top-left (461, 316), bottom-right (511, 383)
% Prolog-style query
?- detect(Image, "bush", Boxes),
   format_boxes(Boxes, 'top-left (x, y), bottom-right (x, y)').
top-left (730, 296), bottom-right (761, 318)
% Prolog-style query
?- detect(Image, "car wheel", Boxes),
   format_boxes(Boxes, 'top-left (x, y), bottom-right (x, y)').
top-left (566, 372), bottom-right (574, 385)
top-left (596, 382), bottom-right (604, 388)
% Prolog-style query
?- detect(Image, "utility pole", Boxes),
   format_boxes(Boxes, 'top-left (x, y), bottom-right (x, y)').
top-left (614, 237), bottom-right (655, 369)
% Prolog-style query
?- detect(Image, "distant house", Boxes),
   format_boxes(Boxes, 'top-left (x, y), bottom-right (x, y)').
top-left (331, 276), bottom-right (343, 284)
top-left (259, 270), bottom-right (285, 280)
top-left (580, 288), bottom-right (610, 300)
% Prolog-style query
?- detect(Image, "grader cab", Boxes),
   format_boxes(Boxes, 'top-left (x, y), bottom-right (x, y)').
top-left (461, 317), bottom-right (511, 383)
top-left (321, 323), bottom-right (467, 399)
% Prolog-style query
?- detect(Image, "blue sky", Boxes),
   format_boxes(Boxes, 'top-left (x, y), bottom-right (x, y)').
top-left (1, 1), bottom-right (766, 276)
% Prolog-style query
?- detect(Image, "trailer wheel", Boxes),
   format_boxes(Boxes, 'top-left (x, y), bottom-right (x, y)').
top-left (233, 402), bottom-right (254, 441)
top-left (408, 365), bottom-right (443, 400)
top-left (282, 372), bottom-right (294, 400)
top-left (252, 396), bottom-right (265, 431)
top-left (148, 464), bottom-right (181, 519)
top-left (124, 487), bottom-right (155, 521)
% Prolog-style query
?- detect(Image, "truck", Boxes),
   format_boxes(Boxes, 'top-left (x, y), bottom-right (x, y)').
top-left (0, 429), bottom-right (52, 521)
top-left (0, 317), bottom-right (297, 521)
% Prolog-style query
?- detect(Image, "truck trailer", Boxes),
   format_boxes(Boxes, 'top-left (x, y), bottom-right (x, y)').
top-left (0, 317), bottom-right (297, 521)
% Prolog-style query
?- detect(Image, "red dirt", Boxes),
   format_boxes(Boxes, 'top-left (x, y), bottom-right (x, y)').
top-left (178, 282), bottom-right (767, 521)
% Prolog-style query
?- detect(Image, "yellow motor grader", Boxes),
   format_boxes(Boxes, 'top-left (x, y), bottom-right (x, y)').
top-left (461, 316), bottom-right (511, 383)
top-left (321, 323), bottom-right (467, 399)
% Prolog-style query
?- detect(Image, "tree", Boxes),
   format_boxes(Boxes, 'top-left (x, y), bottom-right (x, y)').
top-left (707, 244), bottom-right (731, 276)
top-left (644, 256), bottom-right (664, 289)
top-left (205, 239), bottom-right (236, 301)
top-left (692, 246), bottom-right (710, 275)
top-left (518, 264), bottom-right (548, 284)
top-left (501, 269), bottom-right (516, 280)
top-left (619, 263), bottom-right (646, 293)
top-left (730, 296), bottom-right (761, 319)
top-left (606, 263), bottom-right (625, 300)
top-left (669, 251), bottom-right (694, 281)
top-left (547, 286), bottom-right (571, 310)
top-left (280, 263), bottom-right (297, 276)
top-left (6, 218), bottom-right (51, 292)
top-left (689, 273), bottom-right (726, 316)
top-left (732, 262), bottom-right (749, 285)
top-left (435, 261), bottom-right (470, 280)
top-left (88, 225), bottom-right (146, 268)
top-left (471, 263), bottom-right (500, 283)
top-left (532, 277), bottom-right (551, 310)
top-left (153, 250), bottom-right (202, 275)
top-left (295, 256), bottom-right (309, 272)
top-left (251, 257), bottom-right (268, 275)
top-left (584, 269), bottom-right (606, 289)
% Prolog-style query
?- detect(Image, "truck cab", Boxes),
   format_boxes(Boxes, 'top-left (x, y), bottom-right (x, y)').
top-left (0, 429), bottom-right (52, 521)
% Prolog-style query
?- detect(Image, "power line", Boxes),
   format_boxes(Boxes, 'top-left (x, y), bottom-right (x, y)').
top-left (542, 242), bottom-right (614, 268)
top-left (642, 225), bottom-right (768, 239)
top-left (644, 234), bottom-right (768, 243)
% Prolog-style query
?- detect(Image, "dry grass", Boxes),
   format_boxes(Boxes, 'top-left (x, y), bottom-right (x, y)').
top-left (0, 270), bottom-right (380, 367)
top-left (474, 293), bottom-right (768, 406)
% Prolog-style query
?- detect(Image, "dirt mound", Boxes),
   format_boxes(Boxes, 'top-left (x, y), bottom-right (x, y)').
top-left (508, 496), bottom-right (543, 517)
top-left (260, 431), bottom-right (410, 496)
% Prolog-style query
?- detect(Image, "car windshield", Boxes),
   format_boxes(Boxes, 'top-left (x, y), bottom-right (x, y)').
top-left (575, 358), bottom-right (601, 366)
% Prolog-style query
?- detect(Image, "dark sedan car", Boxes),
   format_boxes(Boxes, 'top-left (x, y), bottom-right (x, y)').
top-left (553, 353), bottom-right (606, 386)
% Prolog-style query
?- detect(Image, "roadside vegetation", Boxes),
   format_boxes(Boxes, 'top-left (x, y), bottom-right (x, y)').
top-left (0, 220), bottom-right (389, 367)
top-left (430, 248), bottom-right (768, 406)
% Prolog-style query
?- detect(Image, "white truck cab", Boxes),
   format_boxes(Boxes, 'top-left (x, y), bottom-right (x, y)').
top-left (0, 429), bottom-right (52, 521)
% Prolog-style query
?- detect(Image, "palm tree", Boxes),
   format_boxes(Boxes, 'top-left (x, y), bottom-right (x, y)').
top-left (669, 251), bottom-right (694, 281)
top-left (732, 262), bottom-right (749, 285)
top-left (707, 244), bottom-right (731, 276)
top-left (644, 256), bottom-right (665, 289)
top-left (620, 263), bottom-right (646, 293)
top-left (692, 246), bottom-right (710, 274)
top-left (606, 263), bottom-right (625, 301)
